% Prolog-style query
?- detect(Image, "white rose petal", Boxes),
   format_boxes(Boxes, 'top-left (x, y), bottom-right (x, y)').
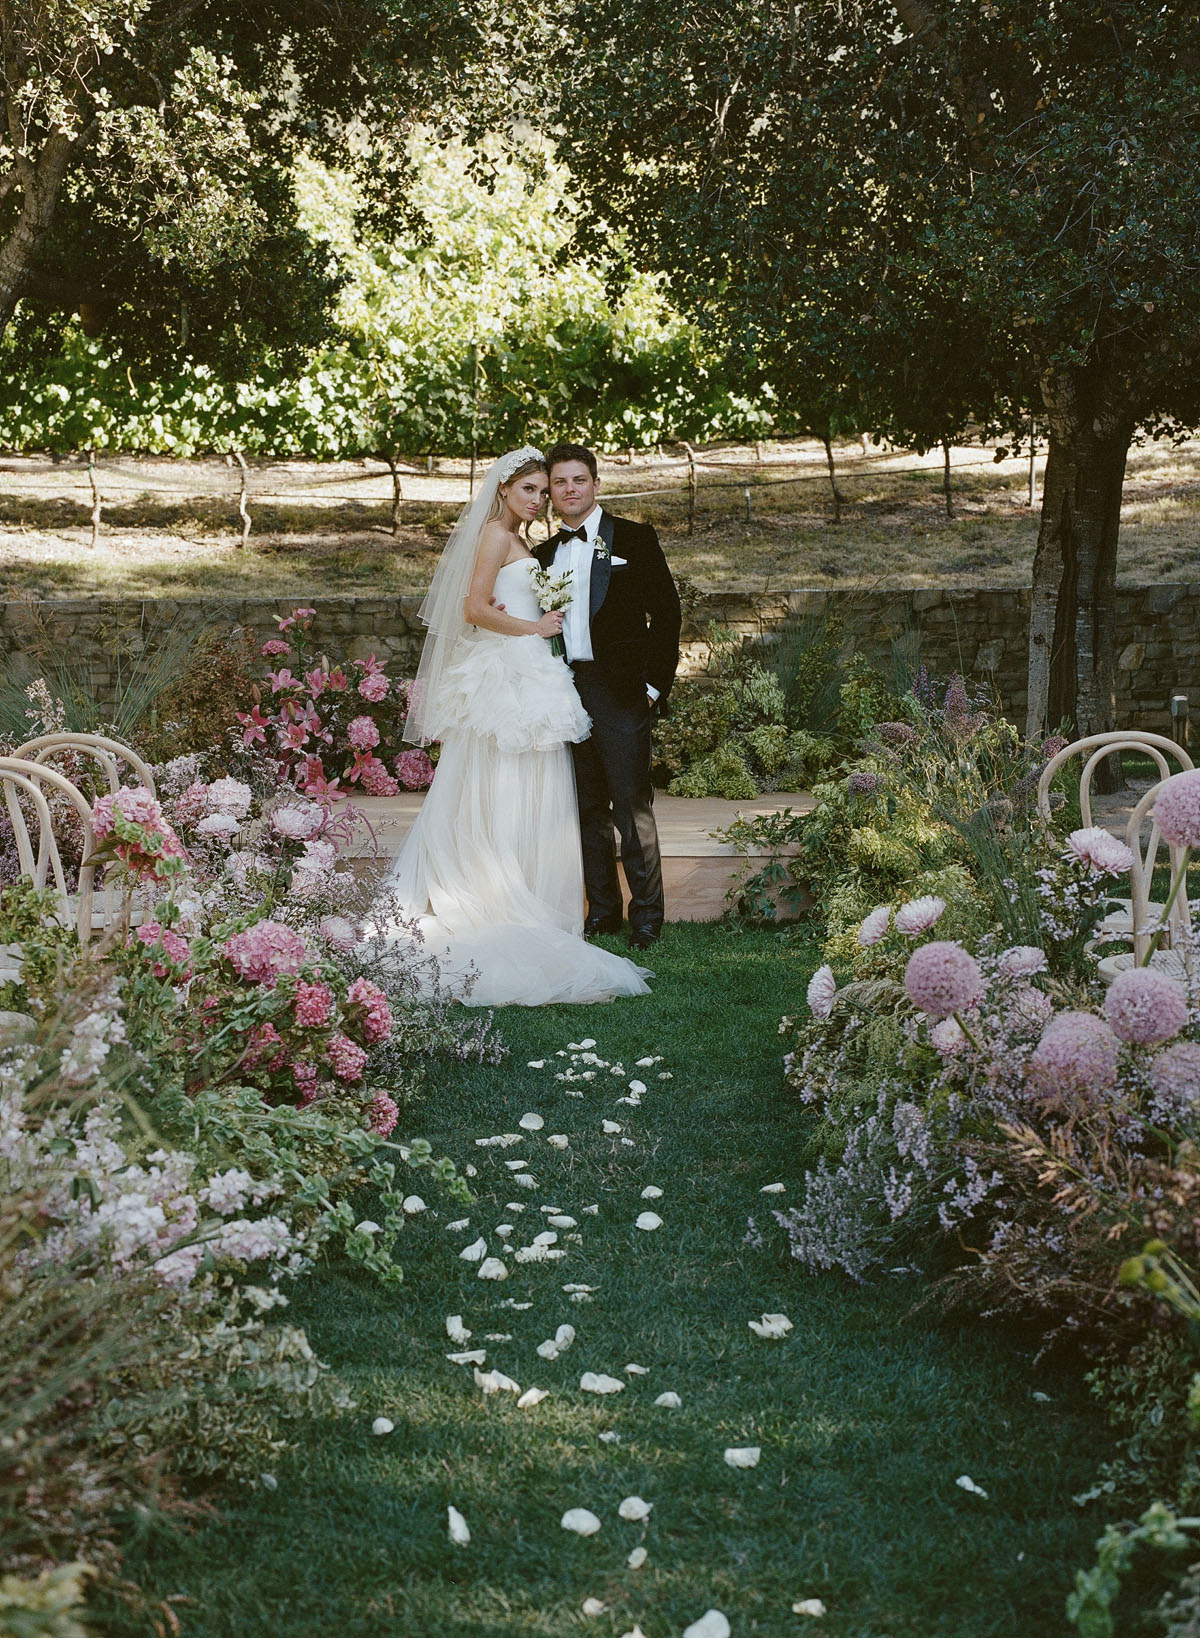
top-left (561, 1508), bottom-right (602, 1536)
top-left (547, 1134), bottom-right (569, 1149)
top-left (654, 1391), bottom-right (681, 1408)
top-left (474, 1367), bottom-right (521, 1395)
top-left (956, 1474), bottom-right (989, 1498)
top-left (617, 1495), bottom-right (652, 1521)
top-left (580, 1372), bottom-right (625, 1395)
top-left (446, 1350), bottom-right (487, 1366)
top-left (602, 1120), bottom-right (622, 1134)
top-left (527, 1060), bottom-right (546, 1068)
top-left (598, 1430), bottom-right (622, 1444)
top-left (563, 1283), bottom-right (596, 1293)
top-left (627, 1546), bottom-right (648, 1569)
top-left (495, 1224), bottom-right (514, 1239)
top-left (459, 1238), bottom-right (488, 1262)
top-left (475, 1133), bottom-right (523, 1148)
top-left (640, 1185), bottom-right (663, 1200)
top-left (355, 1220), bottom-right (382, 1235)
top-left (514, 1172), bottom-right (538, 1189)
top-left (635, 1212), bottom-right (663, 1231)
top-left (464, 1164), bottom-right (477, 1177)
top-left (547, 1214), bottom-right (577, 1229)
top-left (748, 1313), bottom-right (794, 1339)
top-left (401, 1195), bottom-right (427, 1215)
top-left (582, 1597), bottom-right (607, 1617)
top-left (504, 1202), bottom-right (527, 1213)
top-left (683, 1612), bottom-right (731, 1638)
top-left (724, 1446), bottom-right (761, 1468)
top-left (792, 1598), bottom-right (828, 1618)
top-left (628, 1079), bottom-right (647, 1094)
top-left (514, 1244), bottom-right (549, 1263)
top-left (447, 1505), bottom-right (471, 1545)
top-left (579, 1038), bottom-right (597, 1049)
top-left (619, 1628), bottom-right (648, 1638)
top-left (500, 1299), bottom-right (533, 1310)
top-left (532, 1230), bottom-right (558, 1247)
top-left (620, 1138), bottom-right (635, 1147)
top-left (518, 1112), bottom-right (545, 1131)
top-left (516, 1387), bottom-right (549, 1408)
top-left (1031, 1391), bottom-right (1051, 1403)
top-left (624, 1362), bottom-right (649, 1375)
top-left (446, 1315), bottom-right (470, 1344)
top-left (505, 1158), bottom-right (529, 1170)
top-left (555, 1323), bottom-right (576, 1350)
top-left (446, 1218), bottom-right (471, 1232)
top-left (371, 1416), bottom-right (394, 1436)
top-left (759, 1182), bottom-right (786, 1194)
top-left (536, 1339), bottom-right (562, 1361)
top-left (581, 1204), bottom-right (600, 1215)
top-left (484, 1333), bottom-right (512, 1342)
top-left (477, 1257), bottom-right (508, 1280)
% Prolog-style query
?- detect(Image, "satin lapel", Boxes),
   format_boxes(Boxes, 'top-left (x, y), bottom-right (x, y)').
top-left (589, 512), bottom-right (615, 620)
top-left (536, 533), bottom-right (561, 569)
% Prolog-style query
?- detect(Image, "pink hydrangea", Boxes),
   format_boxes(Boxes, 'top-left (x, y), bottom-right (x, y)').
top-left (223, 920), bottom-right (308, 987)
top-left (1028, 1011), bottom-right (1119, 1101)
top-left (91, 786), bottom-right (186, 880)
top-left (172, 780), bottom-right (209, 827)
top-left (294, 979), bottom-right (334, 1029)
top-left (358, 672), bottom-right (389, 703)
top-left (359, 760), bottom-right (399, 797)
top-left (347, 715), bottom-right (380, 751)
top-left (394, 749), bottom-right (435, 790)
top-left (262, 638), bottom-right (291, 657)
top-left (135, 921), bottom-right (192, 979)
top-left (894, 895), bottom-right (946, 937)
top-left (1064, 826), bottom-right (1134, 875)
top-left (807, 964), bottom-right (836, 1018)
top-left (319, 915), bottom-right (356, 951)
top-left (272, 803), bottom-right (325, 841)
top-left (347, 976), bottom-right (391, 1044)
top-left (1155, 771), bottom-right (1200, 849)
top-left (1103, 967), bottom-right (1188, 1046)
top-left (857, 906), bottom-right (891, 947)
top-left (1149, 1040), bottom-right (1200, 1103)
top-left (294, 1062), bottom-right (320, 1105)
top-left (367, 1090), bottom-right (399, 1136)
top-left (904, 941), bottom-right (983, 1020)
top-left (244, 1021), bottom-right (287, 1071)
top-left (91, 784), bottom-right (165, 839)
top-left (328, 1032), bottom-right (368, 1083)
top-left (998, 945), bottom-right (1049, 978)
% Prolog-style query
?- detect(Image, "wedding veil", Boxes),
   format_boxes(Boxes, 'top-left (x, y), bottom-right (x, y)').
top-left (402, 446), bottom-right (546, 745)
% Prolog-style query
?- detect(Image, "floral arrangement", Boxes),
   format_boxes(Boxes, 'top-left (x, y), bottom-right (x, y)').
top-left (237, 607), bottom-right (434, 798)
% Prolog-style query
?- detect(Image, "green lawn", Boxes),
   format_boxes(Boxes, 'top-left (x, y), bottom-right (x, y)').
top-left (120, 924), bottom-right (1110, 1637)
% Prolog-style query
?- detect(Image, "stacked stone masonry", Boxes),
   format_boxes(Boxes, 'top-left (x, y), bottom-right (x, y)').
top-left (1, 586), bottom-right (1196, 734)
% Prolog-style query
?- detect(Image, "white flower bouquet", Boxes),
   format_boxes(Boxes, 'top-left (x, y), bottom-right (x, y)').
top-left (529, 565), bottom-right (574, 657)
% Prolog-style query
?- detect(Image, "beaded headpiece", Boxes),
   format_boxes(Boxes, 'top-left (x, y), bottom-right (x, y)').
top-left (496, 445), bottom-right (546, 484)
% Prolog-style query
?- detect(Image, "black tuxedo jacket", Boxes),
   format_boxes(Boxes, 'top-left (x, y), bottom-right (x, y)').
top-left (537, 511), bottom-right (682, 706)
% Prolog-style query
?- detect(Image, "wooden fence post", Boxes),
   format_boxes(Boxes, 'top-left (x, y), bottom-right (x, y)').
top-left (942, 439), bottom-right (954, 519)
top-left (386, 453), bottom-right (403, 538)
top-left (227, 450), bottom-right (251, 547)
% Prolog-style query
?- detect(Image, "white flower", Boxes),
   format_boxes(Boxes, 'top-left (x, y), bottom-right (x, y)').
top-left (653, 1391), bottom-right (682, 1408)
top-left (476, 1257), bottom-right (508, 1280)
top-left (724, 1446), bottom-right (761, 1468)
top-left (792, 1598), bottom-right (827, 1618)
top-left (401, 1195), bottom-right (426, 1215)
top-left (806, 964), bottom-right (836, 1018)
top-left (580, 1372), bottom-right (625, 1395)
top-left (635, 1211), bottom-right (662, 1231)
top-left (956, 1474), bottom-right (988, 1498)
top-left (930, 1017), bottom-right (965, 1055)
top-left (371, 1416), bottom-right (394, 1435)
top-left (748, 1312), bottom-right (793, 1339)
top-left (857, 905), bottom-right (892, 946)
top-left (447, 1505), bottom-right (470, 1545)
top-left (459, 1237), bottom-right (488, 1262)
top-left (518, 1112), bottom-right (544, 1131)
top-left (196, 811), bottom-right (241, 838)
top-left (627, 1546), bottom-right (648, 1569)
top-left (617, 1495), bottom-right (652, 1521)
top-left (683, 1612), bottom-right (731, 1638)
top-left (319, 914), bottom-right (356, 950)
top-left (561, 1508), bottom-right (603, 1536)
top-left (271, 802), bottom-right (325, 839)
top-left (516, 1387), bottom-right (549, 1408)
top-left (446, 1315), bottom-right (470, 1344)
top-left (894, 895), bottom-right (946, 936)
top-left (207, 776), bottom-right (253, 817)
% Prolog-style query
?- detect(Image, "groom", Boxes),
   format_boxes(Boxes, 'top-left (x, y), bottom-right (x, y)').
top-left (538, 442), bottom-right (681, 950)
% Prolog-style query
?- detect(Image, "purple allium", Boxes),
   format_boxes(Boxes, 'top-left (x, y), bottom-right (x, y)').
top-left (904, 942), bottom-right (983, 1019)
top-left (894, 895), bottom-right (946, 937)
top-left (1041, 734), bottom-right (1068, 762)
top-left (876, 720), bottom-right (918, 747)
top-left (848, 770), bottom-right (881, 796)
top-left (1154, 770), bottom-right (1200, 849)
top-left (942, 673), bottom-right (969, 727)
top-left (857, 905), bottom-right (892, 947)
top-left (1064, 826), bottom-right (1134, 875)
top-left (807, 964), bottom-right (836, 1018)
top-left (1103, 967), bottom-right (1189, 1046)
top-left (998, 945), bottom-right (1049, 978)
top-left (1149, 1040), bottom-right (1200, 1103)
top-left (1028, 1011), bottom-right (1119, 1101)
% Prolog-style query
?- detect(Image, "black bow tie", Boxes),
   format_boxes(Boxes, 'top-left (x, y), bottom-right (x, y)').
top-left (560, 526), bottom-right (587, 543)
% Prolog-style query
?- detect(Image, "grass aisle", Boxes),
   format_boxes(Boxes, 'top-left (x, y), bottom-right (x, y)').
top-left (128, 925), bottom-right (1108, 1637)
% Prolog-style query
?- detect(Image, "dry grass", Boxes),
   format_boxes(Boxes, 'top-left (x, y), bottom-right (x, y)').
top-left (2, 435), bottom-right (1198, 600)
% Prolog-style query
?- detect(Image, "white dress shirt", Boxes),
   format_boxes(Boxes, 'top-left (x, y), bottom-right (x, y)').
top-left (551, 505), bottom-right (658, 699)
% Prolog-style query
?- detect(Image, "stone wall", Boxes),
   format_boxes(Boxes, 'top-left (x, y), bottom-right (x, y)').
top-left (2, 585), bottom-right (1197, 733)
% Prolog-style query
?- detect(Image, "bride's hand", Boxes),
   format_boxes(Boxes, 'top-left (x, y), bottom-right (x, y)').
top-left (534, 610), bottom-right (565, 638)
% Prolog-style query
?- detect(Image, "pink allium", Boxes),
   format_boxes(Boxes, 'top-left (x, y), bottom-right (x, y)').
top-left (347, 976), bottom-right (391, 1045)
top-left (272, 803), bottom-right (325, 841)
top-left (806, 964), bottom-right (836, 1018)
top-left (359, 760), bottom-right (399, 797)
top-left (904, 941), bottom-right (983, 1020)
top-left (1154, 771), bottom-right (1200, 849)
top-left (930, 1017), bottom-right (965, 1055)
top-left (172, 780), bottom-right (209, 827)
top-left (1028, 1011), bottom-right (1119, 1101)
top-left (1064, 826), bottom-right (1134, 875)
top-left (347, 715), bottom-right (380, 751)
top-left (319, 915), bottom-right (356, 951)
top-left (1103, 967), bottom-right (1189, 1046)
top-left (357, 672), bottom-right (389, 703)
top-left (857, 905), bottom-right (891, 947)
top-left (1149, 1041), bottom-right (1200, 1103)
top-left (998, 945), bottom-right (1049, 978)
top-left (294, 979), bottom-right (334, 1029)
top-left (328, 1032), bottom-right (368, 1083)
top-left (135, 921), bottom-right (192, 979)
top-left (367, 1090), bottom-right (399, 1136)
top-left (262, 638), bottom-right (291, 657)
top-left (894, 895), bottom-right (946, 937)
top-left (294, 1062), bottom-right (320, 1105)
top-left (394, 748), bottom-right (435, 790)
top-left (224, 920), bottom-right (308, 987)
top-left (206, 777), bottom-right (252, 818)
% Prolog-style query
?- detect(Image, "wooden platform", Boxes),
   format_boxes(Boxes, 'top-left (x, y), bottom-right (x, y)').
top-left (343, 790), bottom-right (814, 922)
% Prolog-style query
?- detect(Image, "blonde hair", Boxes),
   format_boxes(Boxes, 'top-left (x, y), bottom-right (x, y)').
top-left (490, 455), bottom-right (549, 524)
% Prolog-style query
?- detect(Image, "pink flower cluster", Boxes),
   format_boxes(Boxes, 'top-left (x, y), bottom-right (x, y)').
top-left (1029, 1011), bottom-right (1119, 1102)
top-left (91, 786), bottom-right (187, 881)
top-left (904, 942), bottom-right (983, 1020)
top-left (328, 1032), bottom-right (368, 1083)
top-left (367, 1090), bottom-right (399, 1136)
top-left (347, 976), bottom-right (392, 1044)
top-left (1154, 770), bottom-right (1200, 849)
top-left (807, 964), bottom-right (836, 1018)
top-left (294, 979), bottom-right (334, 1029)
top-left (1103, 967), bottom-right (1188, 1046)
top-left (347, 715), bottom-right (380, 751)
top-left (394, 749), bottom-right (435, 790)
top-left (894, 895), bottom-right (946, 937)
top-left (223, 920), bottom-right (308, 987)
top-left (1150, 1040), bottom-right (1200, 1103)
top-left (135, 921), bottom-right (192, 979)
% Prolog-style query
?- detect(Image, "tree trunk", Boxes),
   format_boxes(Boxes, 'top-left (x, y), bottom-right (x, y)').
top-left (0, 131), bottom-right (77, 333)
top-left (821, 434), bottom-right (843, 524)
top-left (1026, 364), bottom-right (1132, 792)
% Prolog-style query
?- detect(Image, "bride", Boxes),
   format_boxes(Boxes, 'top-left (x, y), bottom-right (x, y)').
top-left (380, 446), bottom-right (652, 1007)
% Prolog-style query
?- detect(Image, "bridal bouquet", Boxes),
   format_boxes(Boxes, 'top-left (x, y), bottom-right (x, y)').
top-left (529, 565), bottom-right (574, 658)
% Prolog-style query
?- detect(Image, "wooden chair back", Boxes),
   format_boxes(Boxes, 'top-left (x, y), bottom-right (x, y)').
top-left (12, 732), bottom-right (157, 797)
top-left (0, 757), bottom-right (99, 938)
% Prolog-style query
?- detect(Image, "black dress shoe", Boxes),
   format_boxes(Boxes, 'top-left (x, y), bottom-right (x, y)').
top-left (629, 927), bottom-right (660, 951)
top-left (584, 915), bottom-right (622, 938)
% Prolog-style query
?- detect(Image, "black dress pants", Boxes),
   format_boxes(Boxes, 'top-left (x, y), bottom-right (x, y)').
top-left (569, 664), bottom-right (664, 935)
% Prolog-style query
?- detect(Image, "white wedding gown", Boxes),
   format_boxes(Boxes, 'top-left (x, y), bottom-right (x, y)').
top-left (381, 557), bottom-right (652, 1007)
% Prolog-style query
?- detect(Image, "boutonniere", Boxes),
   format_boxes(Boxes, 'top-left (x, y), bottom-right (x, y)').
top-left (592, 541), bottom-right (610, 562)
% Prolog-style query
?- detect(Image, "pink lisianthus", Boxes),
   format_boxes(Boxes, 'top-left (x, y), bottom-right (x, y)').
top-left (1064, 826), bottom-right (1134, 875)
top-left (1103, 967), bottom-right (1189, 1046)
top-left (998, 945), bottom-right (1049, 978)
top-left (328, 1032), bottom-right (368, 1083)
top-left (366, 1090), bottom-right (399, 1136)
top-left (393, 748), bottom-right (435, 790)
top-left (347, 715), bottom-right (381, 751)
top-left (857, 905), bottom-right (892, 947)
top-left (806, 964), bottom-right (836, 1018)
top-left (904, 941), bottom-right (983, 1020)
top-left (271, 802), bottom-right (325, 841)
top-left (293, 979), bottom-right (334, 1029)
top-left (894, 895), bottom-right (946, 937)
top-left (223, 920), bottom-right (308, 987)
top-left (262, 638), bottom-right (291, 657)
top-left (1028, 1010), bottom-right (1120, 1103)
top-left (358, 672), bottom-right (389, 703)
top-left (135, 921), bottom-right (193, 979)
top-left (347, 976), bottom-right (391, 1044)
top-left (1154, 771), bottom-right (1200, 849)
